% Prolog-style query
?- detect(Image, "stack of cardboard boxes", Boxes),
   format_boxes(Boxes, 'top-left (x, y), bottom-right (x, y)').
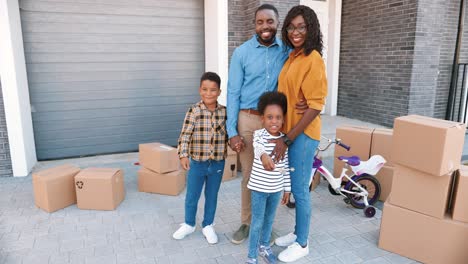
top-left (33, 164), bottom-right (126, 212)
top-left (138, 142), bottom-right (186, 196)
top-left (334, 126), bottom-right (394, 201)
top-left (378, 115), bottom-right (468, 264)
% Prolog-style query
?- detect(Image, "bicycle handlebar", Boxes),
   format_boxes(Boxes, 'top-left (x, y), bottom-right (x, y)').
top-left (317, 136), bottom-right (351, 152)
top-left (337, 141), bottom-right (351, 151)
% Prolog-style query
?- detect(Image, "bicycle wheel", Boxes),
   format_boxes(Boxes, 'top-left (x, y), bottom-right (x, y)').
top-left (344, 174), bottom-right (381, 209)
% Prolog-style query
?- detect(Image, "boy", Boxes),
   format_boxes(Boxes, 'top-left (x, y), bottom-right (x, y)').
top-left (245, 91), bottom-right (291, 264)
top-left (173, 72), bottom-right (227, 244)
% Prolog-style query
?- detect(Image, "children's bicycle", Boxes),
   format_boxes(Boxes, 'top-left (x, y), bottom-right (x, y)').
top-left (287, 136), bottom-right (385, 218)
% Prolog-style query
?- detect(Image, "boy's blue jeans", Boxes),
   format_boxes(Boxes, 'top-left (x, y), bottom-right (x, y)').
top-left (248, 190), bottom-right (281, 258)
top-left (288, 133), bottom-right (319, 246)
top-left (185, 159), bottom-right (225, 228)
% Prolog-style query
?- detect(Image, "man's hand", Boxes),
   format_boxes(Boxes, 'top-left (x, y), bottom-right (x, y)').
top-left (295, 99), bottom-right (308, 114)
top-left (260, 153), bottom-right (275, 171)
top-left (180, 157), bottom-right (190, 170)
top-left (269, 138), bottom-right (287, 163)
top-left (281, 192), bottom-right (291, 205)
top-left (229, 135), bottom-right (245, 153)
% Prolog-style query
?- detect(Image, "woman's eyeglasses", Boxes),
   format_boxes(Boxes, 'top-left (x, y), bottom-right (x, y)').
top-left (286, 25), bottom-right (307, 34)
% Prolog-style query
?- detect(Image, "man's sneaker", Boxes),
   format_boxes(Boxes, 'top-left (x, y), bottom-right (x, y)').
top-left (278, 242), bottom-right (309, 263)
top-left (172, 223), bottom-right (195, 240)
top-left (259, 245), bottom-right (277, 264)
top-left (231, 224), bottom-right (249, 244)
top-left (245, 258), bottom-right (257, 264)
top-left (275, 232), bottom-right (297, 247)
top-left (202, 224), bottom-right (218, 244)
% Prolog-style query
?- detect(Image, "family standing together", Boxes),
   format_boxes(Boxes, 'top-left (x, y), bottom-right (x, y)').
top-left (173, 4), bottom-right (327, 264)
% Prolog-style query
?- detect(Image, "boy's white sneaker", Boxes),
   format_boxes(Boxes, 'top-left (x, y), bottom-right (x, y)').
top-left (278, 242), bottom-right (309, 263)
top-left (202, 224), bottom-right (218, 244)
top-left (275, 232), bottom-right (297, 247)
top-left (172, 223), bottom-right (195, 240)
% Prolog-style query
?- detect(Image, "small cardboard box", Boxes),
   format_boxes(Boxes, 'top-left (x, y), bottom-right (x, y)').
top-left (333, 126), bottom-right (374, 177)
top-left (374, 165), bottom-right (393, 202)
top-left (32, 164), bottom-right (80, 213)
top-left (139, 142), bottom-right (179, 174)
top-left (379, 199), bottom-right (468, 264)
top-left (392, 115), bottom-right (465, 176)
top-left (391, 164), bottom-right (453, 219)
top-left (138, 167), bottom-right (186, 196)
top-left (452, 165), bottom-right (468, 223)
top-left (370, 128), bottom-right (393, 166)
top-left (222, 155), bottom-right (238, 182)
top-left (75, 168), bottom-right (125, 210)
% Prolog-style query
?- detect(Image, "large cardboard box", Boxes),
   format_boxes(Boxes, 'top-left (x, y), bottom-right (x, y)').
top-left (379, 199), bottom-right (468, 264)
top-left (370, 128), bottom-right (393, 166)
top-left (222, 155), bottom-right (238, 182)
top-left (452, 165), bottom-right (468, 223)
top-left (75, 168), bottom-right (125, 210)
top-left (139, 142), bottom-right (179, 174)
top-left (333, 126), bottom-right (374, 177)
top-left (392, 115), bottom-right (465, 176)
top-left (374, 165), bottom-right (393, 202)
top-left (391, 165), bottom-right (453, 219)
top-left (138, 167), bottom-right (186, 195)
top-left (32, 164), bottom-right (80, 213)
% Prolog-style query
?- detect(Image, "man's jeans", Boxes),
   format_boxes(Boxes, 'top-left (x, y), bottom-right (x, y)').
top-left (288, 133), bottom-right (319, 246)
top-left (185, 159), bottom-right (225, 227)
top-left (248, 190), bottom-right (281, 258)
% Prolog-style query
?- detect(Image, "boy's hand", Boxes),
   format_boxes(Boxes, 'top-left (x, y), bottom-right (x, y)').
top-left (261, 153), bottom-right (275, 171)
top-left (229, 136), bottom-right (245, 153)
top-left (180, 157), bottom-right (190, 170)
top-left (281, 192), bottom-right (291, 205)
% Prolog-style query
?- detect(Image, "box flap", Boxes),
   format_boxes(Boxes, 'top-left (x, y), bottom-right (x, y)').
top-left (140, 142), bottom-right (175, 152)
top-left (399, 115), bottom-right (465, 129)
top-left (33, 164), bottom-right (80, 181)
top-left (75, 168), bottom-right (122, 180)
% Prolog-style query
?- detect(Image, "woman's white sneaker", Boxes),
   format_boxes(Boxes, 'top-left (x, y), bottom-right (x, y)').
top-left (202, 224), bottom-right (218, 244)
top-left (274, 233), bottom-right (297, 247)
top-left (172, 223), bottom-right (195, 240)
top-left (278, 242), bottom-right (309, 262)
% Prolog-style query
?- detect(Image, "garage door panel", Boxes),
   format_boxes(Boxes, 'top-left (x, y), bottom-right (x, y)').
top-left (20, 1), bottom-right (203, 18)
top-left (25, 52), bottom-right (202, 63)
top-left (22, 0), bottom-right (205, 159)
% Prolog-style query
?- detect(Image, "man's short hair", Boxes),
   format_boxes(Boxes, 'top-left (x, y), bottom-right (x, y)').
top-left (200, 72), bottom-right (221, 88)
top-left (255, 4), bottom-right (279, 18)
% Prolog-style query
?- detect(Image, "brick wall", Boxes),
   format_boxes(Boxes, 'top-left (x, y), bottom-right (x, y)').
top-left (0, 80), bottom-right (13, 177)
top-left (339, 0), bottom-right (463, 126)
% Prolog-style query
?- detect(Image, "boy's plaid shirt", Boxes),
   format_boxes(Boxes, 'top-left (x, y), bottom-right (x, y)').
top-left (177, 101), bottom-right (228, 161)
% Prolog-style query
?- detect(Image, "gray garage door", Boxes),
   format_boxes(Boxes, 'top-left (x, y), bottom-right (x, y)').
top-left (20, 0), bottom-right (205, 160)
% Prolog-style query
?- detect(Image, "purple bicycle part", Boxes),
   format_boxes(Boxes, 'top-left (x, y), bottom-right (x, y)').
top-left (313, 156), bottom-right (322, 168)
top-left (338, 155), bottom-right (361, 166)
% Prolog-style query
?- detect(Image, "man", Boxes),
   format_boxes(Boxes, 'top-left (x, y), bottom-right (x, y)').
top-left (227, 4), bottom-right (306, 245)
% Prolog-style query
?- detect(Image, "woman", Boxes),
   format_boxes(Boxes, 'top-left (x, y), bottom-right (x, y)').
top-left (271, 5), bottom-right (327, 263)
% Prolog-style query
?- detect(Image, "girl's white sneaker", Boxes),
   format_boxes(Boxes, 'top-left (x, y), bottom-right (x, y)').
top-left (173, 223), bottom-right (195, 240)
top-left (278, 242), bottom-right (309, 262)
top-left (275, 232), bottom-right (297, 247)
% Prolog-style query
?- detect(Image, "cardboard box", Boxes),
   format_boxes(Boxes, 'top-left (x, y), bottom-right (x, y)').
top-left (392, 115), bottom-right (465, 176)
top-left (452, 165), bottom-right (468, 223)
top-left (32, 164), bottom-right (80, 213)
top-left (223, 155), bottom-right (238, 182)
top-left (75, 168), bottom-right (125, 210)
top-left (333, 126), bottom-right (374, 177)
top-left (370, 128), bottom-right (393, 166)
top-left (391, 164), bottom-right (453, 219)
top-left (139, 142), bottom-right (178, 173)
top-left (138, 167), bottom-right (186, 196)
top-left (379, 199), bottom-right (468, 264)
top-left (374, 165), bottom-right (393, 202)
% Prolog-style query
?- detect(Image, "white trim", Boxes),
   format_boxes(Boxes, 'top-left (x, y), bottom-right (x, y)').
top-left (0, 0), bottom-right (37, 177)
top-left (204, 0), bottom-right (228, 105)
top-left (326, 0), bottom-right (342, 116)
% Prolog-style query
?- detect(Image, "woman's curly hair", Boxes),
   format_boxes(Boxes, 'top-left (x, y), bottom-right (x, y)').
top-left (281, 5), bottom-right (323, 56)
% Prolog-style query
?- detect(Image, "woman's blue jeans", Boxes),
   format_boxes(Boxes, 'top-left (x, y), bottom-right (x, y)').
top-left (185, 159), bottom-right (225, 227)
top-left (288, 133), bottom-right (319, 246)
top-left (248, 190), bottom-right (281, 258)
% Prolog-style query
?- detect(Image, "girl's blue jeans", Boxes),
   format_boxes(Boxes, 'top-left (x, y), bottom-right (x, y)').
top-left (185, 159), bottom-right (225, 227)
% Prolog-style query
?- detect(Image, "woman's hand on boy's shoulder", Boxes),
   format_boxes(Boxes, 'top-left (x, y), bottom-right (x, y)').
top-left (180, 157), bottom-right (190, 170)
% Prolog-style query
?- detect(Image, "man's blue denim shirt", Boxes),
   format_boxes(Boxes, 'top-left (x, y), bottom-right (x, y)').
top-left (227, 35), bottom-right (289, 138)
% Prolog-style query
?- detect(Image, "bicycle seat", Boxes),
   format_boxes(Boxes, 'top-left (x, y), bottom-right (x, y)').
top-left (338, 155), bottom-right (361, 166)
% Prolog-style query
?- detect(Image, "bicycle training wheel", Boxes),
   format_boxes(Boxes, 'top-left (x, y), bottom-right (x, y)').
top-left (344, 175), bottom-right (381, 209)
